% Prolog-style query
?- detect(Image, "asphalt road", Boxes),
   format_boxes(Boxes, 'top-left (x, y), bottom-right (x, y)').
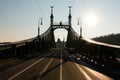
top-left (0, 48), bottom-right (115, 80)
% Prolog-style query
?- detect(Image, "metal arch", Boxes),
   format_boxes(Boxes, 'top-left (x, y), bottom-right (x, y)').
top-left (4, 24), bottom-right (79, 49)
top-left (11, 25), bottom-right (79, 45)
top-left (69, 26), bottom-right (79, 38)
top-left (40, 27), bottom-right (52, 38)
top-left (52, 25), bottom-right (70, 31)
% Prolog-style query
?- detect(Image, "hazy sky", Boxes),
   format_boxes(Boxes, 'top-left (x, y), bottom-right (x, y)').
top-left (0, 0), bottom-right (120, 42)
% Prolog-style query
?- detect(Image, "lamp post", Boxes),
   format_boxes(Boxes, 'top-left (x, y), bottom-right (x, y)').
top-left (38, 17), bottom-right (43, 37)
top-left (78, 17), bottom-right (82, 38)
top-left (38, 17), bottom-right (43, 50)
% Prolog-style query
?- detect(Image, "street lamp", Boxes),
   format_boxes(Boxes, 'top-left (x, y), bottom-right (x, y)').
top-left (38, 17), bottom-right (43, 50)
top-left (38, 17), bottom-right (43, 37)
top-left (78, 17), bottom-right (82, 38)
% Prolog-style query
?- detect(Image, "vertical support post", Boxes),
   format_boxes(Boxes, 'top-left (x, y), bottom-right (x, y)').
top-left (50, 6), bottom-right (54, 26)
top-left (38, 17), bottom-right (43, 37)
top-left (38, 23), bottom-right (40, 37)
top-left (78, 17), bottom-right (82, 38)
top-left (80, 19), bottom-right (82, 38)
top-left (68, 6), bottom-right (72, 26)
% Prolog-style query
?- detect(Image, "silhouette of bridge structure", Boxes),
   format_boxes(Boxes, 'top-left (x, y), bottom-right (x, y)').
top-left (0, 6), bottom-right (120, 67)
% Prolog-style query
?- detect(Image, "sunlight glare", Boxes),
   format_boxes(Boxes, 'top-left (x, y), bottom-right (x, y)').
top-left (84, 14), bottom-right (97, 26)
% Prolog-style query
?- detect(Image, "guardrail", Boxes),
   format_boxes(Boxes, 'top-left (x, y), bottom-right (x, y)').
top-left (0, 39), bottom-right (33, 59)
top-left (0, 26), bottom-right (54, 59)
top-left (0, 37), bottom-right (44, 59)
top-left (78, 38), bottom-right (120, 66)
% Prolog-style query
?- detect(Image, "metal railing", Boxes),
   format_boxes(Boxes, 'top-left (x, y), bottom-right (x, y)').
top-left (77, 38), bottom-right (120, 66)
top-left (0, 27), bottom-right (52, 59)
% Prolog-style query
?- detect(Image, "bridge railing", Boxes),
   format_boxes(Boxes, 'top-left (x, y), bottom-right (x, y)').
top-left (0, 38), bottom-right (27, 59)
top-left (0, 25), bottom-right (56, 59)
top-left (78, 38), bottom-right (120, 66)
top-left (0, 37), bottom-right (45, 59)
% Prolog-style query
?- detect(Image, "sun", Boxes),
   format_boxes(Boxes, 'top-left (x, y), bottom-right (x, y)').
top-left (84, 14), bottom-right (97, 26)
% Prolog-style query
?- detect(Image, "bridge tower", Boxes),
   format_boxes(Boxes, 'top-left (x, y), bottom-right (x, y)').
top-left (48, 6), bottom-right (78, 48)
top-left (50, 6), bottom-right (56, 47)
top-left (68, 6), bottom-right (72, 27)
top-left (50, 6), bottom-right (54, 26)
top-left (66, 6), bottom-right (73, 47)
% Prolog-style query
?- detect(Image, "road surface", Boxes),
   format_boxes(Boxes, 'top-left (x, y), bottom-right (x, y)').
top-left (0, 48), bottom-right (116, 80)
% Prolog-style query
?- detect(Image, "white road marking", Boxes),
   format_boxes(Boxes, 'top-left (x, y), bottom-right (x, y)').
top-left (37, 53), bottom-right (57, 80)
top-left (8, 49), bottom-right (57, 80)
top-left (8, 58), bottom-right (45, 80)
top-left (60, 49), bottom-right (62, 80)
top-left (84, 66), bottom-right (112, 80)
top-left (37, 58), bottom-right (54, 80)
top-left (75, 63), bottom-right (92, 80)
top-left (67, 54), bottom-right (92, 80)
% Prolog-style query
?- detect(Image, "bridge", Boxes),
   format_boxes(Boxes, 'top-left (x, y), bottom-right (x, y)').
top-left (0, 6), bottom-right (120, 80)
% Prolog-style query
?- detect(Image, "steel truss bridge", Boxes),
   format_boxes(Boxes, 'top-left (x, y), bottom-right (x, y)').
top-left (0, 6), bottom-right (120, 67)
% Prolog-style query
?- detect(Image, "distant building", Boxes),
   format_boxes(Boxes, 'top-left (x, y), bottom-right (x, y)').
top-left (56, 38), bottom-right (65, 48)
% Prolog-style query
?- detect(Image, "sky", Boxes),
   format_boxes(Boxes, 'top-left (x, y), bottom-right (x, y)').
top-left (0, 0), bottom-right (120, 42)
